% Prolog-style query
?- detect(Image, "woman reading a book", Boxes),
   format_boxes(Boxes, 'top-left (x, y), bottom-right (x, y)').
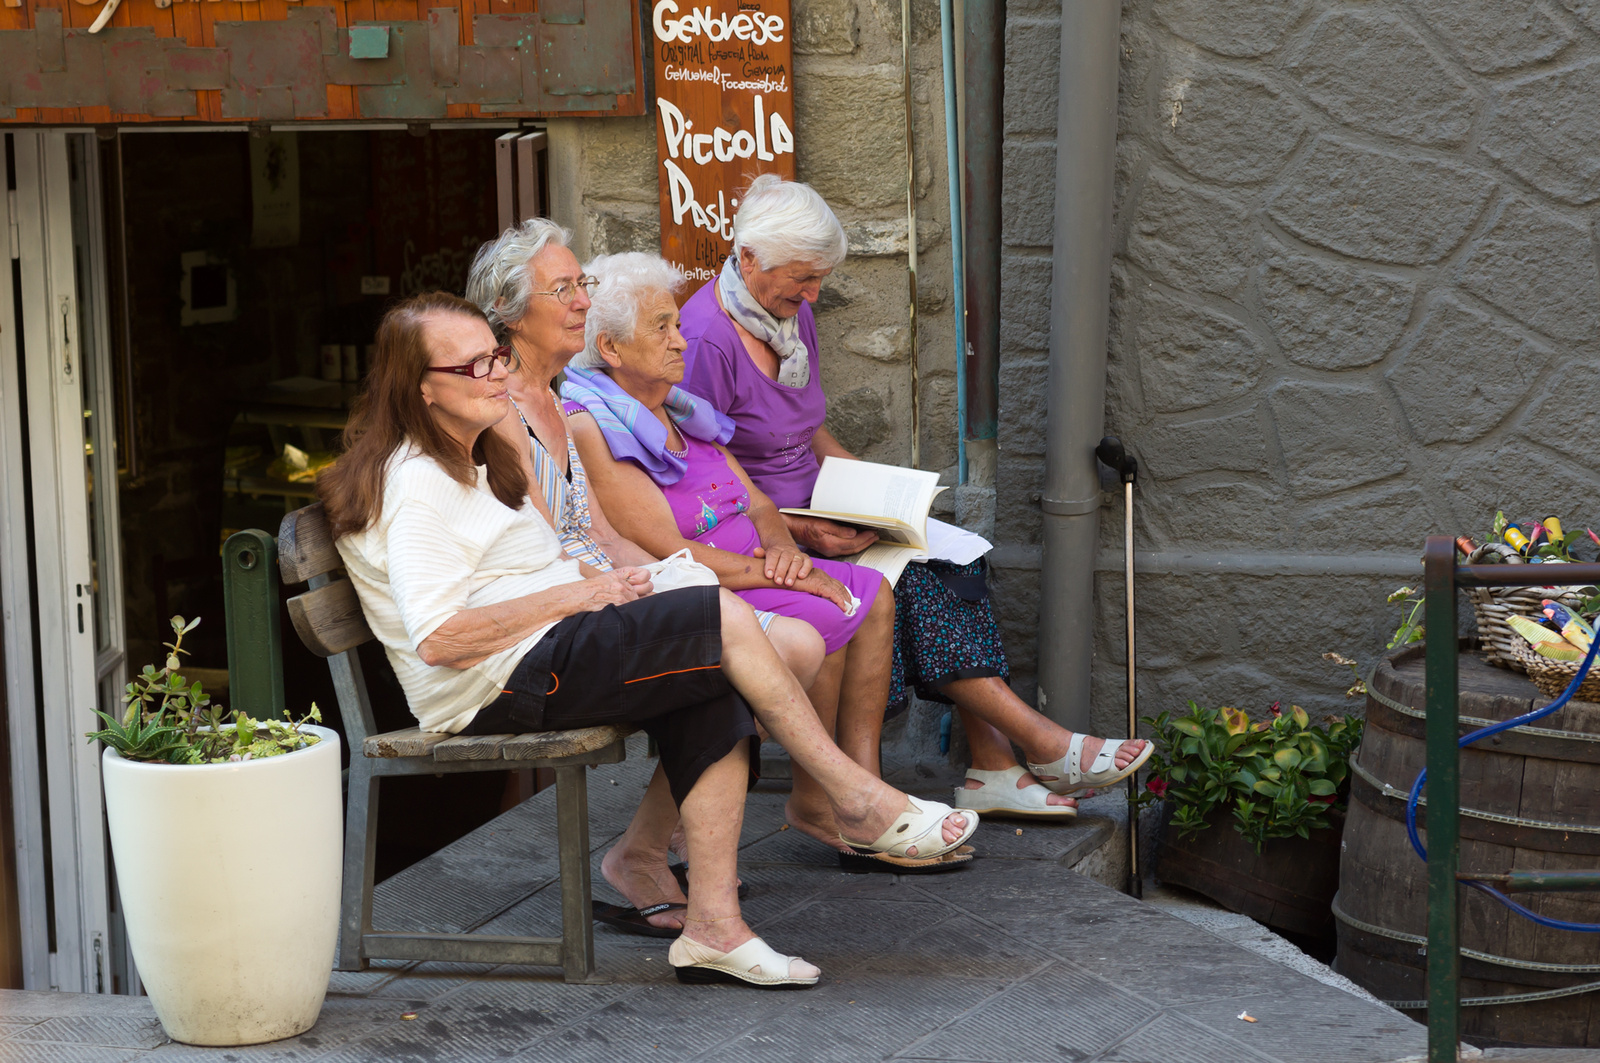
top-left (563, 252), bottom-right (970, 873)
top-left (680, 176), bottom-right (1151, 820)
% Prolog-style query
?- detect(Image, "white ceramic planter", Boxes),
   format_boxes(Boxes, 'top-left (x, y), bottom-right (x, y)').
top-left (102, 725), bottom-right (342, 1046)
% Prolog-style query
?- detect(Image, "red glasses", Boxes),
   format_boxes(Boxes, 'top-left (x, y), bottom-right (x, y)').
top-left (424, 346), bottom-right (518, 380)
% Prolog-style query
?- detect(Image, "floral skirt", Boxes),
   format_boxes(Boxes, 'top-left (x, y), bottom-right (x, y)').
top-left (888, 559), bottom-right (1010, 714)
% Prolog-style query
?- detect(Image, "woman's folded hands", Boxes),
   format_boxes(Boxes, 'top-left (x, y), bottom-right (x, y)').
top-left (572, 566), bottom-right (655, 612)
top-left (751, 542), bottom-right (812, 586)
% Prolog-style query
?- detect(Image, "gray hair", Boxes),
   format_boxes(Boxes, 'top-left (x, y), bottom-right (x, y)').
top-left (464, 218), bottom-right (572, 340)
top-left (571, 253), bottom-right (687, 371)
top-left (731, 174), bottom-right (847, 271)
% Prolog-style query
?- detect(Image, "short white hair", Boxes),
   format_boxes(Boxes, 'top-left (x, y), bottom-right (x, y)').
top-left (731, 175), bottom-right (847, 271)
top-left (572, 253), bottom-right (687, 371)
top-left (465, 218), bottom-right (572, 340)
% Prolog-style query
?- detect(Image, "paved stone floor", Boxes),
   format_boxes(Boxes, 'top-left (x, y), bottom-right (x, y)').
top-left (0, 738), bottom-right (1443, 1062)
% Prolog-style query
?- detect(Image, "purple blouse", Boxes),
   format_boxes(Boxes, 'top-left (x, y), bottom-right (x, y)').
top-left (658, 434), bottom-right (880, 655)
top-left (680, 281), bottom-right (827, 510)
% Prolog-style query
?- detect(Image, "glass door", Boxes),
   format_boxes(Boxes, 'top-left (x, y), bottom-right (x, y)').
top-left (1, 130), bottom-right (126, 993)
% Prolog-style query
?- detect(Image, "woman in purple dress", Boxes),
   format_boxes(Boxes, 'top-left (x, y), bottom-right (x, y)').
top-left (681, 176), bottom-right (1151, 821)
top-left (565, 252), bottom-right (973, 872)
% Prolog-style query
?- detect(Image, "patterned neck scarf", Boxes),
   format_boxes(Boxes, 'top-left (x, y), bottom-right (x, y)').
top-left (717, 253), bottom-right (811, 389)
top-left (560, 366), bottom-right (734, 486)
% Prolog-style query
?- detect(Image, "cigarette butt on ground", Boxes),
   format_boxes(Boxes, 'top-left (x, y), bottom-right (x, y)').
top-left (1015, 828), bottom-right (1023, 835)
top-left (401, 1012), bottom-right (417, 1021)
top-left (1238, 1012), bottom-right (1257, 1023)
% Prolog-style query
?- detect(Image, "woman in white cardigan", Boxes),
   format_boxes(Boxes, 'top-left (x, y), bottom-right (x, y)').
top-left (317, 291), bottom-right (978, 988)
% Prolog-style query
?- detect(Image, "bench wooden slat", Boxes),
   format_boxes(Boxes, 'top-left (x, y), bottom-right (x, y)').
top-left (363, 728), bottom-right (453, 758)
top-left (501, 725), bottom-right (634, 762)
top-left (278, 503), bottom-right (342, 585)
top-left (432, 733), bottom-right (511, 761)
top-left (287, 579), bottom-right (373, 658)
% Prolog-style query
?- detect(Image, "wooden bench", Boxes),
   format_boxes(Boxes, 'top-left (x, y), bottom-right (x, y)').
top-left (278, 502), bottom-right (632, 984)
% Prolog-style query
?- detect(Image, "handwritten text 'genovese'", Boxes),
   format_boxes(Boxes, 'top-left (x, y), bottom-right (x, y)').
top-left (653, 0), bottom-right (786, 45)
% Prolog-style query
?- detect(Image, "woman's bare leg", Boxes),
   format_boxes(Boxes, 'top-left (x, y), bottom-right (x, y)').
top-left (715, 589), bottom-right (968, 852)
top-left (944, 675), bottom-right (1146, 773)
top-left (601, 765), bottom-right (688, 930)
top-left (958, 708), bottom-right (1075, 808)
top-left (785, 647), bottom-right (844, 850)
top-left (787, 582), bottom-right (894, 848)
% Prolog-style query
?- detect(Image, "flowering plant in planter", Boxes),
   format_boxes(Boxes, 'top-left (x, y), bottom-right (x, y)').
top-left (1135, 698), bottom-right (1363, 853)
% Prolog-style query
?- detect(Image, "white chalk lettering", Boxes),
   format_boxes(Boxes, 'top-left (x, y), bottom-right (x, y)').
top-left (658, 95), bottom-right (792, 162)
top-left (663, 158), bottom-right (736, 240)
top-left (653, 0), bottom-right (785, 46)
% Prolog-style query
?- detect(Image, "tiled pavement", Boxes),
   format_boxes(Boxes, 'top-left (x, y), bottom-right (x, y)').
top-left (0, 737), bottom-right (1443, 1062)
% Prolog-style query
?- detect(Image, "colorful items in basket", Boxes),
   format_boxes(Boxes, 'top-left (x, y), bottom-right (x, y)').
top-left (1507, 606), bottom-right (1596, 663)
top-left (1461, 511), bottom-right (1600, 565)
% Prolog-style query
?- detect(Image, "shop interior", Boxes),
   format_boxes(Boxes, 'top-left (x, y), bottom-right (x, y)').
top-left (105, 125), bottom-right (527, 878)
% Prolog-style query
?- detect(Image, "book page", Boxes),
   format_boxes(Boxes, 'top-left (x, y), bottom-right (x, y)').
top-left (808, 457), bottom-right (943, 528)
top-left (921, 517), bottom-right (992, 566)
top-left (836, 541), bottom-right (918, 586)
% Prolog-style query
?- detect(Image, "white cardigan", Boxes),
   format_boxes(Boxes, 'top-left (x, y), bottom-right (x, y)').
top-left (337, 446), bottom-right (582, 733)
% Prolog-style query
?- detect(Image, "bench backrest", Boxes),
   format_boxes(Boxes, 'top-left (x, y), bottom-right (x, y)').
top-left (279, 503), bottom-right (380, 748)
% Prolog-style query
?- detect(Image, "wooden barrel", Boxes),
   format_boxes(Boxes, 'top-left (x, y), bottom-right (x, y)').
top-left (1336, 643), bottom-right (1600, 1047)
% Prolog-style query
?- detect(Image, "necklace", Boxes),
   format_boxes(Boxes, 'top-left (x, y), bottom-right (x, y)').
top-left (664, 424), bottom-right (687, 458)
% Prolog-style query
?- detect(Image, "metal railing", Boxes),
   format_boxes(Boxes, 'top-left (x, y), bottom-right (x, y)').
top-left (1421, 536), bottom-right (1600, 1061)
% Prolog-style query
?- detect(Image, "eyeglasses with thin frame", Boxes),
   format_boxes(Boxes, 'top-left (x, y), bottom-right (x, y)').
top-left (423, 346), bottom-right (519, 380)
top-left (532, 276), bottom-right (599, 305)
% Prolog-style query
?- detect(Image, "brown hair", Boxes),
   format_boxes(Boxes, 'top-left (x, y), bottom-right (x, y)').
top-left (319, 291), bottom-right (528, 540)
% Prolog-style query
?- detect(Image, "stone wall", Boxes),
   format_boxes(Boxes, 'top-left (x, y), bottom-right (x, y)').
top-left (552, 0), bottom-right (1600, 748)
top-left (1024, 0), bottom-right (1600, 732)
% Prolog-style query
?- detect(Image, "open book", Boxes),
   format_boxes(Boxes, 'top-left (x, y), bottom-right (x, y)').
top-left (780, 458), bottom-right (991, 584)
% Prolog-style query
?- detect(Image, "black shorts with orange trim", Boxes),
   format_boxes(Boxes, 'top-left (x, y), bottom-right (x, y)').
top-left (462, 585), bottom-right (758, 805)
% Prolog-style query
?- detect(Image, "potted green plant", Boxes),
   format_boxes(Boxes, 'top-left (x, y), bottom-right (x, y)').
top-left (1138, 677), bottom-right (1364, 941)
top-left (87, 617), bottom-right (341, 1046)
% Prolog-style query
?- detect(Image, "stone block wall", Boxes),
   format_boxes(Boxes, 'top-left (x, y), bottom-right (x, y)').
top-left (552, 0), bottom-right (1600, 749)
top-left (1011, 0), bottom-right (1600, 732)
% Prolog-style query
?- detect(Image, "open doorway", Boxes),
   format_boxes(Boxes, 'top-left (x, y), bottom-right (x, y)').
top-left (107, 125), bottom-right (525, 883)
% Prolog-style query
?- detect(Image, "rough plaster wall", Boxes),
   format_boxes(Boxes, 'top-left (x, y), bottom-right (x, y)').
top-left (1003, 0), bottom-right (1600, 735)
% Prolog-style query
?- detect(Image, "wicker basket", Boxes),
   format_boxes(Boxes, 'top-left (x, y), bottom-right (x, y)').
top-left (1507, 637), bottom-right (1600, 702)
top-left (1470, 585), bottom-right (1589, 673)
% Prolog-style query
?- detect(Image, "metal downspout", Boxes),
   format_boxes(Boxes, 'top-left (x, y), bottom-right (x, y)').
top-left (939, 0), bottom-right (968, 482)
top-left (962, 0), bottom-right (1002, 478)
top-left (1036, 0), bottom-right (1121, 732)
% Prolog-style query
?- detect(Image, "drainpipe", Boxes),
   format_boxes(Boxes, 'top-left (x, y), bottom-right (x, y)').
top-left (939, 0), bottom-right (968, 482)
top-left (1036, 0), bottom-right (1120, 733)
top-left (962, 0), bottom-right (1002, 489)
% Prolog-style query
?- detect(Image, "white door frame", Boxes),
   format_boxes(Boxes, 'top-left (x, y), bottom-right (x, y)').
top-left (1, 129), bottom-right (122, 993)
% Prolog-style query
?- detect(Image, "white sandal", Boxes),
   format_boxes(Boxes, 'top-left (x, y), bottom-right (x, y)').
top-left (669, 934), bottom-right (820, 988)
top-left (1028, 733), bottom-right (1152, 796)
top-left (953, 766), bottom-right (1078, 819)
top-left (839, 797), bottom-right (979, 863)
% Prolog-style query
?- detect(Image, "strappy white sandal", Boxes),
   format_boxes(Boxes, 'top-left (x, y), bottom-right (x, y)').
top-left (839, 797), bottom-right (979, 864)
top-left (669, 934), bottom-right (820, 988)
top-left (1028, 733), bottom-right (1153, 796)
top-left (953, 766), bottom-right (1078, 819)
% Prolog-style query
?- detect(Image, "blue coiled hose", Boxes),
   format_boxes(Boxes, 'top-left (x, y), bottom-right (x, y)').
top-left (1405, 628), bottom-right (1600, 930)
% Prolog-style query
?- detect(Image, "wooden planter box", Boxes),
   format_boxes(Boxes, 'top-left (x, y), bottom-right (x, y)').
top-left (1154, 802), bottom-right (1344, 942)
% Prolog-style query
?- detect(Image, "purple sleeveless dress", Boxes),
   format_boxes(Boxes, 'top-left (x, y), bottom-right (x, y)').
top-left (661, 434), bottom-right (882, 655)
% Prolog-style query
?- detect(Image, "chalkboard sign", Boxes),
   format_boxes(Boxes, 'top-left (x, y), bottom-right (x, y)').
top-left (651, 0), bottom-right (797, 286)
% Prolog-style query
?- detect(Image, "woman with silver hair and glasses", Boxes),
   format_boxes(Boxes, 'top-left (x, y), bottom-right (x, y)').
top-left (563, 251), bottom-right (977, 871)
top-left (681, 175), bottom-right (1151, 823)
top-left (465, 220), bottom-right (837, 933)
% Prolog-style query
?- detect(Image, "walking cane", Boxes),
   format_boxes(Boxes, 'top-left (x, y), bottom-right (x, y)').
top-left (1096, 436), bottom-right (1140, 898)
